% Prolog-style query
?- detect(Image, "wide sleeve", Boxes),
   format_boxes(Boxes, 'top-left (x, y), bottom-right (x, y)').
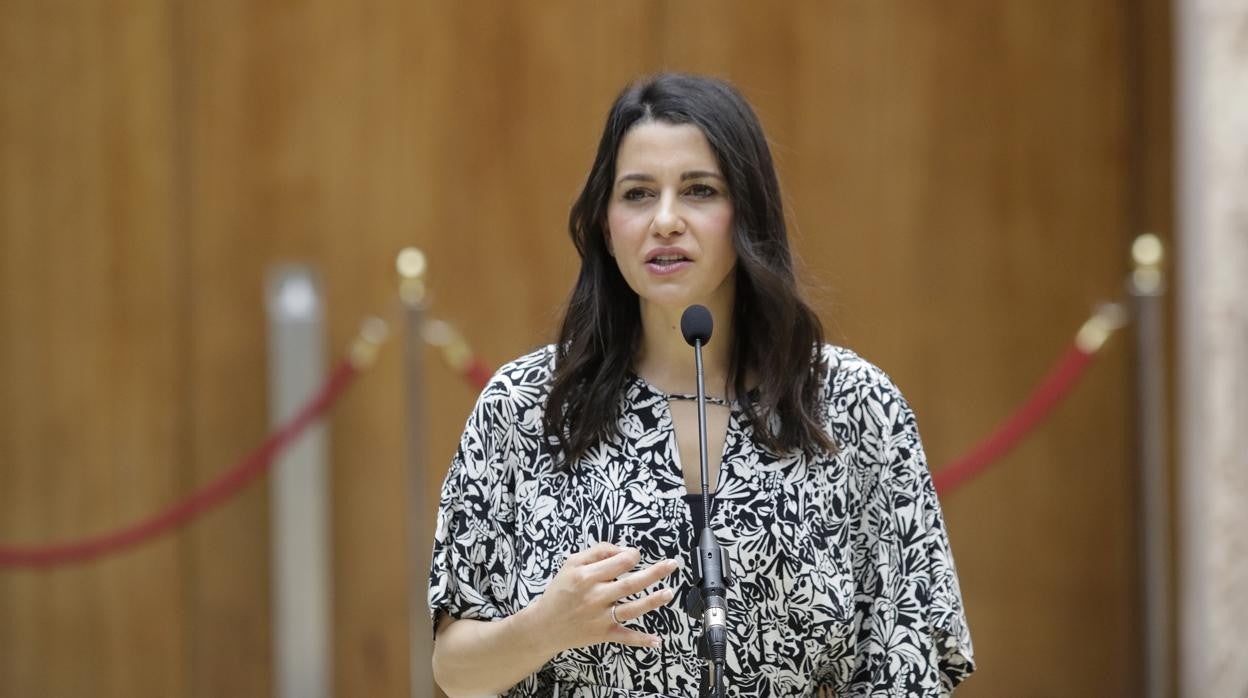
top-left (846, 376), bottom-right (975, 696)
top-left (427, 376), bottom-right (518, 631)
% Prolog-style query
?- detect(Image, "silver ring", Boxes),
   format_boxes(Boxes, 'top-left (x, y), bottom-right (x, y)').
top-left (610, 603), bottom-right (624, 626)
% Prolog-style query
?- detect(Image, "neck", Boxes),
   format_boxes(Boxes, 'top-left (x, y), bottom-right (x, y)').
top-left (634, 296), bottom-right (735, 399)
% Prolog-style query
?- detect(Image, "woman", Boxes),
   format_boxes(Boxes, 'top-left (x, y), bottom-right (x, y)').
top-left (429, 73), bottom-right (974, 696)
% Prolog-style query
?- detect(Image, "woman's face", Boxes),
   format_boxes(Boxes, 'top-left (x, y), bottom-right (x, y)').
top-left (606, 121), bottom-right (737, 316)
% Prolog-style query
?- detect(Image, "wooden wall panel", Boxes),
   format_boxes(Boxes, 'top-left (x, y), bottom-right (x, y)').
top-left (0, 1), bottom-right (1166, 696)
top-left (177, 3), bottom-right (288, 694)
top-left (0, 2), bottom-right (188, 697)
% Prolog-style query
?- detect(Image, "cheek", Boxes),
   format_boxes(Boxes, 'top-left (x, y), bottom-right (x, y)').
top-left (606, 209), bottom-right (645, 245)
top-left (700, 207), bottom-right (735, 250)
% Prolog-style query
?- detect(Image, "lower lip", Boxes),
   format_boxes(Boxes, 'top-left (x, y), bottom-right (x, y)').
top-left (646, 260), bottom-right (692, 275)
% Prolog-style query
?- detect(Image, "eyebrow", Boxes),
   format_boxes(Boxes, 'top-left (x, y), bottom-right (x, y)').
top-left (615, 170), bottom-right (725, 186)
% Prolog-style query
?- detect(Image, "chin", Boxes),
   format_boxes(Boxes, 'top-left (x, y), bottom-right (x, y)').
top-left (630, 276), bottom-right (732, 313)
top-left (640, 292), bottom-right (713, 314)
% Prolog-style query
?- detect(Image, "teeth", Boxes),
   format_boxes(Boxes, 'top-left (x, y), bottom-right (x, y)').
top-left (652, 255), bottom-right (686, 262)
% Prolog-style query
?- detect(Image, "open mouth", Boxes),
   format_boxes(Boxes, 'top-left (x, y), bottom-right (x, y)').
top-left (648, 255), bottom-right (690, 267)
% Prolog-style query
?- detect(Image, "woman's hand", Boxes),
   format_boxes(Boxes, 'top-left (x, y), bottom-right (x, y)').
top-left (522, 541), bottom-right (679, 653)
top-left (432, 542), bottom-right (678, 695)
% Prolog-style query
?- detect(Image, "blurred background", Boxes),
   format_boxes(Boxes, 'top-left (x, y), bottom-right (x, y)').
top-left (4, 1), bottom-right (1245, 696)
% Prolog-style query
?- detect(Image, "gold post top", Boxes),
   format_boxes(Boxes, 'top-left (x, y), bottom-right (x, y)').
top-left (1131, 233), bottom-right (1165, 295)
top-left (396, 247), bottom-right (428, 306)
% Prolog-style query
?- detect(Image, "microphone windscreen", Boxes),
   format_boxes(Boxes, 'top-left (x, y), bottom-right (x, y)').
top-left (680, 305), bottom-right (714, 346)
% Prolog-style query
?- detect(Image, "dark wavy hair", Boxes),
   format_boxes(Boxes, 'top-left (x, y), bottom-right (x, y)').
top-left (544, 73), bottom-right (834, 466)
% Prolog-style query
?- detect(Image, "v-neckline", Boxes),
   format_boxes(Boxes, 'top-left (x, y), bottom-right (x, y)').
top-left (628, 375), bottom-right (733, 497)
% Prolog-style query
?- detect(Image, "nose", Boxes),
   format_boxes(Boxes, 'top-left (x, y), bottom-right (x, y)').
top-left (650, 191), bottom-right (686, 238)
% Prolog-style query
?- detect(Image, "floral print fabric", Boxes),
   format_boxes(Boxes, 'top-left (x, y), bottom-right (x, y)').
top-left (429, 344), bottom-right (974, 696)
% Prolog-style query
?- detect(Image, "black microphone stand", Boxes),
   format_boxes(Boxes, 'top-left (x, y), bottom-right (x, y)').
top-left (680, 307), bottom-right (731, 698)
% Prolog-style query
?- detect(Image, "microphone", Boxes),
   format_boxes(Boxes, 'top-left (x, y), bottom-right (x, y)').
top-left (680, 304), bottom-right (729, 698)
top-left (680, 304), bottom-right (713, 346)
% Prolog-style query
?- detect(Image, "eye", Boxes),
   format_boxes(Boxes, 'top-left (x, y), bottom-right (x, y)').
top-left (622, 187), bottom-right (652, 201)
top-left (686, 183), bottom-right (718, 199)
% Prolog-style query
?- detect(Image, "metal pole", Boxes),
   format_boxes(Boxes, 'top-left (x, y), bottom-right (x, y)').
top-left (266, 265), bottom-right (333, 698)
top-left (1129, 234), bottom-right (1171, 698)
top-left (398, 248), bottom-right (436, 698)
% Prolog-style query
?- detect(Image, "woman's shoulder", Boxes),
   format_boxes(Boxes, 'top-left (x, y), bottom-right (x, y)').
top-left (472, 343), bottom-right (555, 397)
top-left (490, 344), bottom-right (558, 387)
top-left (817, 343), bottom-right (905, 400)
top-left (469, 344), bottom-right (558, 418)
top-left (816, 343), bottom-right (917, 440)
top-left (457, 346), bottom-right (557, 460)
top-left (817, 344), bottom-right (922, 480)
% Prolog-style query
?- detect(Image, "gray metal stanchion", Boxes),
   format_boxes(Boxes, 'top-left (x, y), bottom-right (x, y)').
top-left (1129, 234), bottom-right (1170, 698)
top-left (266, 266), bottom-right (333, 698)
top-left (398, 249), bottom-right (436, 697)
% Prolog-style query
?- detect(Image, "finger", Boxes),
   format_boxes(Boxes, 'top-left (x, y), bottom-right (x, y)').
top-left (567, 541), bottom-right (619, 567)
top-left (606, 625), bottom-right (663, 649)
top-left (612, 587), bottom-right (677, 624)
top-left (580, 546), bottom-right (641, 581)
top-left (607, 558), bottom-right (679, 599)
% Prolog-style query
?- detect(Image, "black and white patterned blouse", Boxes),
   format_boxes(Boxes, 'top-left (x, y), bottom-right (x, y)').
top-left (429, 344), bottom-right (975, 696)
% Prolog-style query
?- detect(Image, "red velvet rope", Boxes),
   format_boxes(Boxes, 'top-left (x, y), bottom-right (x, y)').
top-left (931, 343), bottom-right (1095, 493)
top-left (0, 360), bottom-right (359, 569)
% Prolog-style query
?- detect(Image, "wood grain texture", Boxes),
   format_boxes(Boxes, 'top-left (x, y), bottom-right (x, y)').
top-left (0, 1), bottom-right (1169, 696)
top-left (0, 2), bottom-right (188, 697)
